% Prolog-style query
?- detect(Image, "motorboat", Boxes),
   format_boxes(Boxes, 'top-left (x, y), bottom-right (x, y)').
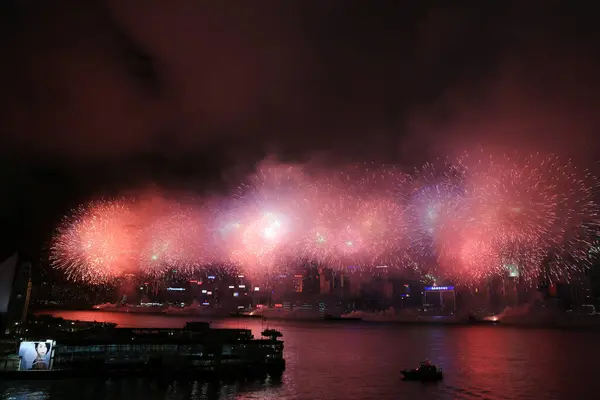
top-left (324, 314), bottom-right (362, 321)
top-left (261, 328), bottom-right (283, 340)
top-left (468, 314), bottom-right (500, 325)
top-left (401, 360), bottom-right (443, 382)
top-left (229, 311), bottom-right (263, 318)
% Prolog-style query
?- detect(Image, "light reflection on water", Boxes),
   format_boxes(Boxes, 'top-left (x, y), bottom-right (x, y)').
top-left (1, 310), bottom-right (599, 399)
top-left (0, 379), bottom-right (283, 400)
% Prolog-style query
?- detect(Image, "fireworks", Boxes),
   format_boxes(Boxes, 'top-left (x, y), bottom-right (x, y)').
top-left (405, 161), bottom-right (468, 262)
top-left (309, 192), bottom-right (366, 267)
top-left (456, 150), bottom-right (599, 281)
top-left (227, 161), bottom-right (315, 276)
top-left (51, 200), bottom-right (140, 284)
top-left (357, 198), bottom-right (407, 265)
top-left (50, 152), bottom-right (600, 285)
top-left (138, 205), bottom-right (214, 277)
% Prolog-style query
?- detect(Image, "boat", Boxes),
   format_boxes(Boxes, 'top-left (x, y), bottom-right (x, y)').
top-left (401, 361), bottom-right (443, 382)
top-left (468, 314), bottom-right (500, 325)
top-left (229, 311), bottom-right (263, 319)
top-left (261, 329), bottom-right (283, 340)
top-left (324, 314), bottom-right (362, 321)
top-left (0, 321), bottom-right (285, 380)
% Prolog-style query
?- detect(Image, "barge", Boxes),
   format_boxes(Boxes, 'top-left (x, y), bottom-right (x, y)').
top-left (0, 321), bottom-right (284, 380)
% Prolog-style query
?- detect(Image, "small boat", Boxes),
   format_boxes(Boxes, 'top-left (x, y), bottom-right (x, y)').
top-left (401, 361), bottom-right (443, 382)
top-left (323, 314), bottom-right (362, 321)
top-left (261, 329), bottom-right (283, 339)
top-left (229, 312), bottom-right (263, 318)
top-left (467, 314), bottom-right (500, 325)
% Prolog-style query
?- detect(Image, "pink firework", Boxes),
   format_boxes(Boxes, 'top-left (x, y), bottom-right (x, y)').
top-left (405, 161), bottom-right (468, 262)
top-left (460, 152), bottom-right (558, 249)
top-left (303, 224), bottom-right (335, 262)
top-left (213, 201), bottom-right (244, 259)
top-left (438, 228), bottom-right (503, 283)
top-left (49, 153), bottom-right (599, 286)
top-left (230, 160), bottom-right (314, 276)
top-left (354, 198), bottom-right (407, 265)
top-left (235, 211), bottom-right (292, 267)
top-left (50, 199), bottom-right (140, 284)
top-left (458, 150), bottom-right (599, 281)
top-left (306, 179), bottom-right (369, 267)
top-left (138, 204), bottom-right (214, 277)
top-left (455, 236), bottom-right (502, 281)
top-left (546, 161), bottom-right (600, 278)
top-left (354, 162), bottom-right (410, 199)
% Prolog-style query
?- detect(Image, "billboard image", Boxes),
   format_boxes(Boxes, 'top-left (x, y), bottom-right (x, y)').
top-left (18, 340), bottom-right (54, 370)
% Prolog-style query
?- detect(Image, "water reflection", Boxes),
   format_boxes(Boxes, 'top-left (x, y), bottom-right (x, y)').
top-left (0, 376), bottom-right (283, 400)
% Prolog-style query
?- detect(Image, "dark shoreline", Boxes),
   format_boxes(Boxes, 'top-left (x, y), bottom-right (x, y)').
top-left (33, 309), bottom-right (600, 331)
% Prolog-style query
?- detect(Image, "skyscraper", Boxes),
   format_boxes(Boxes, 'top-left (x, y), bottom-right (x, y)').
top-left (0, 253), bottom-right (18, 318)
top-left (0, 253), bottom-right (31, 335)
top-left (293, 274), bottom-right (303, 293)
top-left (318, 267), bottom-right (330, 294)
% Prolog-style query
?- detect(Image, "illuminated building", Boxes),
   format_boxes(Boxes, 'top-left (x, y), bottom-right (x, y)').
top-left (318, 268), bottom-right (330, 294)
top-left (299, 266), bottom-right (320, 293)
top-left (422, 285), bottom-right (456, 314)
top-left (347, 278), bottom-right (361, 296)
top-left (293, 275), bottom-right (303, 293)
top-left (331, 271), bottom-right (345, 296)
top-left (0, 253), bottom-right (31, 335)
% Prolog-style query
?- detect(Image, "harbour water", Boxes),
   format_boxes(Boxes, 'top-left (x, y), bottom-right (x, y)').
top-left (2, 310), bottom-right (599, 399)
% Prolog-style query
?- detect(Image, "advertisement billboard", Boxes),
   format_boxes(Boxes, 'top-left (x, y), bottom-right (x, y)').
top-left (18, 340), bottom-right (54, 370)
top-left (424, 286), bottom-right (454, 291)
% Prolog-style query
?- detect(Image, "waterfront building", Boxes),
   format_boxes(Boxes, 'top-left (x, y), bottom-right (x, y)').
top-left (0, 321), bottom-right (285, 378)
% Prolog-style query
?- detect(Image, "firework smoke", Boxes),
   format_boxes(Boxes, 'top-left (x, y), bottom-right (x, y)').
top-left (50, 151), bottom-right (599, 285)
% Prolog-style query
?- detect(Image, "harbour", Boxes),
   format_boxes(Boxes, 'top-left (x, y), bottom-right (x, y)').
top-left (2, 311), bottom-right (600, 399)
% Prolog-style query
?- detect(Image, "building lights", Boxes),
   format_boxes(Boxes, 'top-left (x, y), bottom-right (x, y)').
top-left (424, 286), bottom-right (454, 291)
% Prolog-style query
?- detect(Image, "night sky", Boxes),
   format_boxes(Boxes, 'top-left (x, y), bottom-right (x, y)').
top-left (1, 0), bottom-right (599, 259)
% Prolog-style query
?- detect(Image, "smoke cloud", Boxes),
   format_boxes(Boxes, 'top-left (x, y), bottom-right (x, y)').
top-left (1, 2), bottom-right (598, 167)
top-left (0, 0), bottom-right (314, 160)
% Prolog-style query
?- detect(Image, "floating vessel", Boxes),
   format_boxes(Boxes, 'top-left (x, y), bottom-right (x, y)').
top-left (469, 315), bottom-right (500, 325)
top-left (0, 321), bottom-right (284, 380)
top-left (229, 311), bottom-right (263, 319)
top-left (401, 361), bottom-right (443, 382)
top-left (324, 314), bottom-right (362, 321)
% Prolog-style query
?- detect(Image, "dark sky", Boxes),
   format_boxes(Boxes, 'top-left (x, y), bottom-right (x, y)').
top-left (1, 0), bottom-right (599, 257)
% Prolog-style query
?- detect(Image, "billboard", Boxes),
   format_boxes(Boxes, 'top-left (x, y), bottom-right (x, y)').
top-left (18, 340), bottom-right (54, 370)
top-left (424, 286), bottom-right (455, 291)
